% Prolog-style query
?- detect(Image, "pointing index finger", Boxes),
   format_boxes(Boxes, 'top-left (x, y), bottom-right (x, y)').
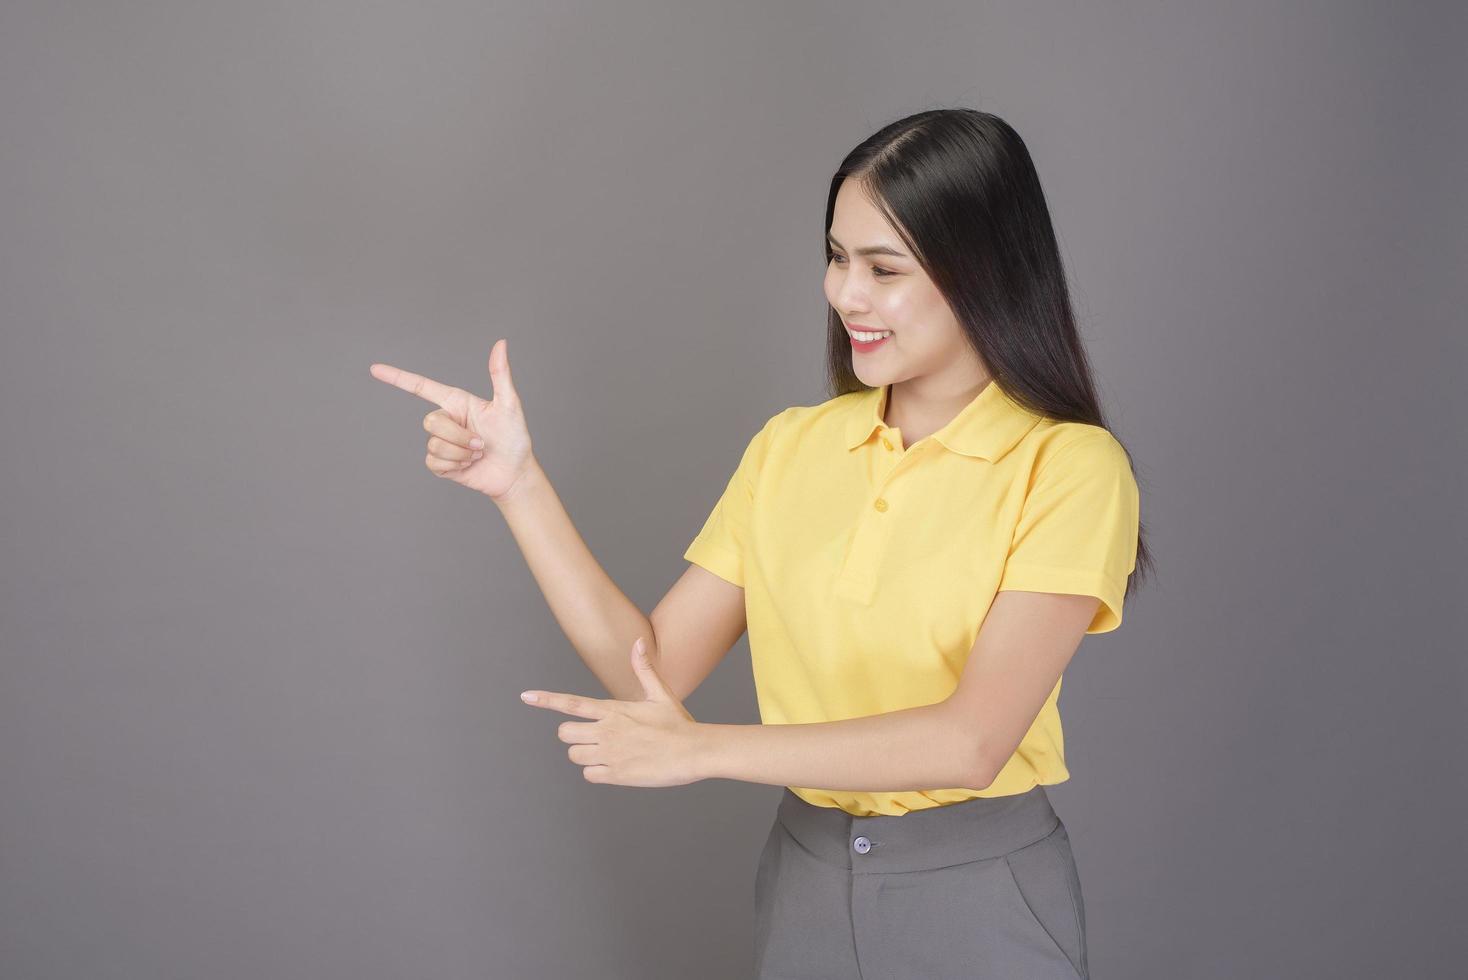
top-left (369, 362), bottom-right (462, 409)
top-left (519, 691), bottom-right (609, 719)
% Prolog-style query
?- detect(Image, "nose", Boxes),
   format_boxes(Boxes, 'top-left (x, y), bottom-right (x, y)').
top-left (831, 277), bottom-right (868, 321)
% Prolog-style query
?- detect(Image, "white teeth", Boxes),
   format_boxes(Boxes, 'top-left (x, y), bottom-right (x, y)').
top-left (852, 330), bottom-right (892, 342)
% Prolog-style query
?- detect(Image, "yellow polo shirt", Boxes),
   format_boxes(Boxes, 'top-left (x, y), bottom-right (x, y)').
top-left (683, 379), bottom-right (1140, 817)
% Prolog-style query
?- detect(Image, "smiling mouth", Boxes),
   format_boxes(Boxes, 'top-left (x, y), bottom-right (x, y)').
top-left (848, 330), bottom-right (892, 350)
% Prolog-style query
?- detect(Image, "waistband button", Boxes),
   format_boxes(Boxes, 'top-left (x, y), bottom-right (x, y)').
top-left (852, 836), bottom-right (871, 854)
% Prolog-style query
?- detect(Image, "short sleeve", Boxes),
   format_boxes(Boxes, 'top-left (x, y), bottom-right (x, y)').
top-left (997, 432), bottom-right (1141, 633)
top-left (682, 411), bottom-right (782, 588)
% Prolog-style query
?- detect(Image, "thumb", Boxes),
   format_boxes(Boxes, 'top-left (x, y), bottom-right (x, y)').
top-left (487, 338), bottom-right (520, 406)
top-left (630, 636), bottom-right (673, 702)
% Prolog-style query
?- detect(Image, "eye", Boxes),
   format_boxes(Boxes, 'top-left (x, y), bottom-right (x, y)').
top-left (829, 254), bottom-right (895, 278)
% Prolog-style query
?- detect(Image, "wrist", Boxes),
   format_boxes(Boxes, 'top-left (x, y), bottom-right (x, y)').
top-left (491, 454), bottom-right (545, 509)
top-left (689, 722), bottom-right (725, 783)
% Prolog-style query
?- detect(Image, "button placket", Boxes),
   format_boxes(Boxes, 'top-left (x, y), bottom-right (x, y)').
top-left (871, 446), bottom-right (906, 514)
top-left (833, 439), bottom-right (909, 605)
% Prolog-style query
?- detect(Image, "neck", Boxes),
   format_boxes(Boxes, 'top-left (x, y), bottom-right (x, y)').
top-left (884, 374), bottom-right (993, 444)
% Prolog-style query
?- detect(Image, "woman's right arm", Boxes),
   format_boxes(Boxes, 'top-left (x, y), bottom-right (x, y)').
top-left (495, 457), bottom-right (747, 702)
top-left (371, 341), bottom-right (746, 703)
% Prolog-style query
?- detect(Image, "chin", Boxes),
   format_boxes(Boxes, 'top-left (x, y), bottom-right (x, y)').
top-left (851, 365), bottom-right (894, 388)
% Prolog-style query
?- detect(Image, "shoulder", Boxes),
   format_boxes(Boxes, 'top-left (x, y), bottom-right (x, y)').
top-left (782, 389), bottom-right (865, 424)
top-left (1021, 420), bottom-right (1131, 479)
top-left (760, 390), bottom-right (865, 444)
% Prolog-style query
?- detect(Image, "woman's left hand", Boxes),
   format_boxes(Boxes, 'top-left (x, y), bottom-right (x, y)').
top-left (519, 637), bottom-right (707, 787)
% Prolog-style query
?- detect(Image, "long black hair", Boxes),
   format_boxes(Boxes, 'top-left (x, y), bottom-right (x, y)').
top-left (824, 107), bottom-right (1154, 597)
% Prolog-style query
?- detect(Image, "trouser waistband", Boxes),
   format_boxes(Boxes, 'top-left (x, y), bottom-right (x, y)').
top-left (774, 786), bottom-right (1060, 874)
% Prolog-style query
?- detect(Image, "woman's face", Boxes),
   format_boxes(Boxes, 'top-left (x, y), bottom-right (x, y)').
top-left (823, 177), bottom-right (980, 390)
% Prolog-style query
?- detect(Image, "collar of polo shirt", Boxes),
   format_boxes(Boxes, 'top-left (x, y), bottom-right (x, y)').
top-left (843, 379), bottom-right (1044, 462)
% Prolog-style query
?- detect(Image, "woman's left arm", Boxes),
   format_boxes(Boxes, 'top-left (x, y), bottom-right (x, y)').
top-left (695, 700), bottom-right (984, 791)
top-left (520, 590), bottom-right (1097, 792)
top-left (700, 589), bottom-right (1098, 791)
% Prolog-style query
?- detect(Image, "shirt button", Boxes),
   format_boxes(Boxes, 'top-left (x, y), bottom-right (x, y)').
top-left (852, 836), bottom-right (871, 854)
top-left (880, 437), bottom-right (893, 451)
top-left (873, 498), bottom-right (888, 512)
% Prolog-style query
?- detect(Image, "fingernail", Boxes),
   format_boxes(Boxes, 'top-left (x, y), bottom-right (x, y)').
top-left (470, 438), bottom-right (484, 449)
top-left (520, 692), bottom-right (538, 703)
top-left (472, 451), bottom-right (483, 459)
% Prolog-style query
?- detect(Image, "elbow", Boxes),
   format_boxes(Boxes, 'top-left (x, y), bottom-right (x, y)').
top-left (963, 753), bottom-right (997, 792)
top-left (939, 700), bottom-right (998, 790)
top-left (957, 729), bottom-right (999, 791)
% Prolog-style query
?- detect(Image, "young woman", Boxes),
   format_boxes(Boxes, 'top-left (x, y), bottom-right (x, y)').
top-left (371, 107), bottom-right (1150, 979)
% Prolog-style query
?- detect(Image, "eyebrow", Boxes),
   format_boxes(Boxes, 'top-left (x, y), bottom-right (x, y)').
top-left (826, 232), bottom-right (908, 259)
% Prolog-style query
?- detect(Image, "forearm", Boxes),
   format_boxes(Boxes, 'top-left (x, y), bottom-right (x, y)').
top-left (493, 455), bottom-right (654, 701)
top-left (696, 699), bottom-right (987, 792)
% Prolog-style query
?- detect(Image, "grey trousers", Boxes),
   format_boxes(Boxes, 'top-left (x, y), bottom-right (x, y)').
top-left (753, 786), bottom-right (1087, 979)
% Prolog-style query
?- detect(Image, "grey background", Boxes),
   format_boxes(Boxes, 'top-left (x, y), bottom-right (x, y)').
top-left (2, 1), bottom-right (1464, 977)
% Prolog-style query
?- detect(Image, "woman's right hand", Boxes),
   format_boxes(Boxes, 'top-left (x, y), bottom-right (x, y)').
top-left (369, 338), bottom-right (536, 502)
